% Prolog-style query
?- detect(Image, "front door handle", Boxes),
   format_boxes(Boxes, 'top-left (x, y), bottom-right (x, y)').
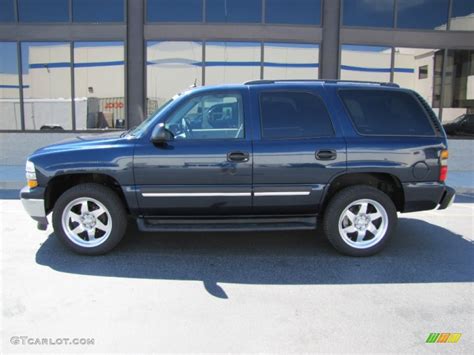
top-left (315, 149), bottom-right (337, 160)
top-left (227, 151), bottom-right (250, 162)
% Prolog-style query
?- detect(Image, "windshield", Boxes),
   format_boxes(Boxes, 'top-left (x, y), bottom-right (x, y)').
top-left (127, 98), bottom-right (175, 137)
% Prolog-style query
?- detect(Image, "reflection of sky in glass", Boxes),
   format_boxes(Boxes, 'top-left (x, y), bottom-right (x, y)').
top-left (397, 0), bottom-right (449, 29)
top-left (147, 0), bottom-right (202, 22)
top-left (343, 0), bottom-right (394, 28)
top-left (206, 0), bottom-right (261, 23)
top-left (18, 0), bottom-right (69, 22)
top-left (342, 45), bottom-right (390, 52)
top-left (0, 0), bottom-right (15, 22)
top-left (265, 0), bottom-right (321, 25)
top-left (72, 0), bottom-right (124, 22)
top-left (452, 0), bottom-right (474, 18)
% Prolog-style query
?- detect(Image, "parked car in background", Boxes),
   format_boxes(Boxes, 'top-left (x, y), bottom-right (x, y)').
top-left (443, 114), bottom-right (474, 137)
top-left (21, 80), bottom-right (455, 257)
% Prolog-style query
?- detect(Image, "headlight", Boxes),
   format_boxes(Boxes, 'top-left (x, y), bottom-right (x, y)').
top-left (25, 160), bottom-right (38, 188)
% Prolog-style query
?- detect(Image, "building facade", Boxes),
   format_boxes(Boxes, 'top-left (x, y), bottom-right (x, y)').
top-left (0, 0), bottom-right (473, 161)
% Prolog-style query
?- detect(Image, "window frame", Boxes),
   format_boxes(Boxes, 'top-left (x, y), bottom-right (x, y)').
top-left (258, 89), bottom-right (336, 141)
top-left (337, 87), bottom-right (439, 138)
top-left (162, 91), bottom-right (247, 141)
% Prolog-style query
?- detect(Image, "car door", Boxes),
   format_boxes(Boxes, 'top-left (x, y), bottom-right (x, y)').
top-left (250, 86), bottom-right (347, 214)
top-left (134, 89), bottom-right (253, 216)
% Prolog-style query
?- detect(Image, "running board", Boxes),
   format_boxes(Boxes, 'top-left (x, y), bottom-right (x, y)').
top-left (136, 216), bottom-right (317, 232)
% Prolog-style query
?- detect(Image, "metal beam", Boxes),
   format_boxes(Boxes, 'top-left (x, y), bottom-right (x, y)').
top-left (320, 0), bottom-right (341, 79)
top-left (126, 0), bottom-right (145, 128)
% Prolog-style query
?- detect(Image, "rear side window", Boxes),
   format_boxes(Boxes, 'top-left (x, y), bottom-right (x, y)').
top-left (260, 91), bottom-right (334, 139)
top-left (339, 89), bottom-right (435, 136)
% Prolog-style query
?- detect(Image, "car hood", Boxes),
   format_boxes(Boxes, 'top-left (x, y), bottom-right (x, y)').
top-left (32, 131), bottom-right (130, 156)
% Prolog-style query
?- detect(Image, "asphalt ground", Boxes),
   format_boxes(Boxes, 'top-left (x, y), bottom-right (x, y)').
top-left (1, 191), bottom-right (473, 353)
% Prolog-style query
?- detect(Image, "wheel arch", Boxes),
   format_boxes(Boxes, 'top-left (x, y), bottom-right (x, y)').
top-left (323, 172), bottom-right (404, 212)
top-left (45, 173), bottom-right (129, 214)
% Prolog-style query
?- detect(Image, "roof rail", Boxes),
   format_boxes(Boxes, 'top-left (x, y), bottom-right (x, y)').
top-left (244, 79), bottom-right (399, 88)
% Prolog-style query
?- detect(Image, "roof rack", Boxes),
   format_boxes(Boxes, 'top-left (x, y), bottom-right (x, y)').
top-left (244, 79), bottom-right (399, 88)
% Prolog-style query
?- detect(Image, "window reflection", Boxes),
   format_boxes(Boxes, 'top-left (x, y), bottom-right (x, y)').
top-left (21, 42), bottom-right (72, 130)
top-left (393, 47), bottom-right (443, 117)
top-left (0, 0), bottom-right (15, 22)
top-left (147, 41), bottom-right (202, 115)
top-left (442, 50), bottom-right (474, 137)
top-left (73, 0), bottom-right (124, 23)
top-left (265, 0), bottom-right (321, 25)
top-left (147, 0), bottom-right (202, 22)
top-left (397, 0), bottom-right (449, 30)
top-left (74, 42), bottom-right (125, 130)
top-left (263, 43), bottom-right (319, 80)
top-left (340, 45), bottom-right (392, 83)
top-left (342, 0), bottom-right (394, 28)
top-left (0, 42), bottom-right (21, 130)
top-left (450, 0), bottom-right (474, 31)
top-left (19, 0), bottom-right (70, 22)
top-left (206, 0), bottom-right (261, 23)
top-left (205, 42), bottom-right (261, 85)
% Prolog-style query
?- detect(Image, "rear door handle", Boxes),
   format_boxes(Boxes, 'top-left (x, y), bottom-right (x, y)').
top-left (227, 151), bottom-right (250, 162)
top-left (315, 149), bottom-right (337, 160)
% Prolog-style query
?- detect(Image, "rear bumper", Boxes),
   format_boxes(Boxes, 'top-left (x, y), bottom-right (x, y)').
top-left (402, 182), bottom-right (456, 212)
top-left (20, 186), bottom-right (48, 226)
top-left (438, 186), bottom-right (456, 210)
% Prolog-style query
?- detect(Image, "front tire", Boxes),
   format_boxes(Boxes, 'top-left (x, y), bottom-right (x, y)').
top-left (323, 185), bottom-right (397, 256)
top-left (52, 183), bottom-right (127, 255)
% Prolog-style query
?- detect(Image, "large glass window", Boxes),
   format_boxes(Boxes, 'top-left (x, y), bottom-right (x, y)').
top-left (442, 50), bottom-right (474, 129)
top-left (265, 0), bottom-right (321, 25)
top-left (147, 41), bottom-right (202, 115)
top-left (0, 42), bottom-right (21, 130)
top-left (393, 47), bottom-right (443, 117)
top-left (397, 0), bottom-right (449, 30)
top-left (19, 0), bottom-right (70, 22)
top-left (205, 42), bottom-right (260, 85)
top-left (0, 0), bottom-right (15, 22)
top-left (340, 45), bottom-right (392, 83)
top-left (165, 93), bottom-right (244, 140)
top-left (147, 0), bottom-right (202, 22)
top-left (339, 89), bottom-right (435, 136)
top-left (263, 43), bottom-right (319, 79)
top-left (342, 0), bottom-right (394, 28)
top-left (21, 42), bottom-right (72, 130)
top-left (73, 0), bottom-right (125, 23)
top-left (206, 0), bottom-right (261, 23)
top-left (260, 91), bottom-right (333, 139)
top-left (74, 42), bottom-right (125, 130)
top-left (450, 0), bottom-right (474, 31)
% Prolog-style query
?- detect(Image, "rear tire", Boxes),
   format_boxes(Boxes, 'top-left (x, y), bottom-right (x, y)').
top-left (52, 183), bottom-right (127, 255)
top-left (323, 185), bottom-right (397, 256)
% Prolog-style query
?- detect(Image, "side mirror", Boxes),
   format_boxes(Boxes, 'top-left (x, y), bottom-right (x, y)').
top-left (151, 124), bottom-right (174, 145)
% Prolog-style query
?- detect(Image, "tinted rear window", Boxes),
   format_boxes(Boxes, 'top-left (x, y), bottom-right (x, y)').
top-left (339, 89), bottom-right (435, 136)
top-left (260, 91), bottom-right (334, 139)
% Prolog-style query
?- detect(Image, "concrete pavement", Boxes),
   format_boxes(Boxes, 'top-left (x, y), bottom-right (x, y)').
top-left (0, 192), bottom-right (473, 353)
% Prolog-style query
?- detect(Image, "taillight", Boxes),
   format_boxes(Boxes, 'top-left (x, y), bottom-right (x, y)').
top-left (439, 149), bottom-right (448, 182)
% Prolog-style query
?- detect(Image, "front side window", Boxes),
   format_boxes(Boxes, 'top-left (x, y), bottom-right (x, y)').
top-left (165, 93), bottom-right (244, 140)
top-left (339, 89), bottom-right (435, 136)
top-left (259, 91), bottom-right (334, 139)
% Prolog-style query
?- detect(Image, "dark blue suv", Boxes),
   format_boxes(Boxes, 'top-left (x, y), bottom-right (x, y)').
top-left (21, 80), bottom-right (456, 256)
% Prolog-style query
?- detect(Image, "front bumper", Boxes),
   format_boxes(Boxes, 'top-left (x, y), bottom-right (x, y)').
top-left (20, 186), bottom-right (48, 226)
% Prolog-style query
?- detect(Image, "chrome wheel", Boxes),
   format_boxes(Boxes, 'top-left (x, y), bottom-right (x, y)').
top-left (61, 197), bottom-right (112, 248)
top-left (338, 198), bottom-right (388, 249)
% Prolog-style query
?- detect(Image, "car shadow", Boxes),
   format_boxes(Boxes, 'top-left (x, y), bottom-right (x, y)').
top-left (35, 217), bottom-right (473, 298)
